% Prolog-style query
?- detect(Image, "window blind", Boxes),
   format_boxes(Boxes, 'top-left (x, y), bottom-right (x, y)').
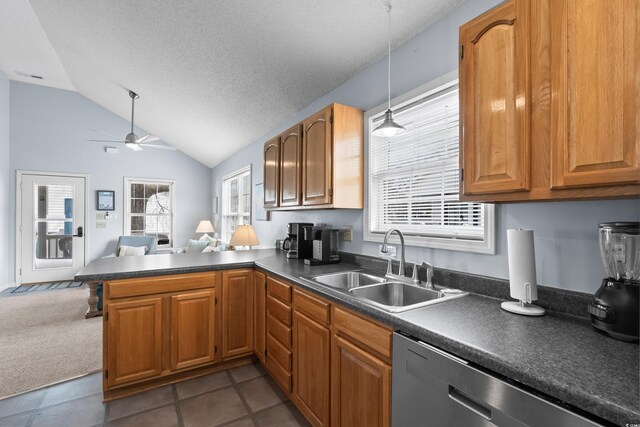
top-left (368, 84), bottom-right (484, 241)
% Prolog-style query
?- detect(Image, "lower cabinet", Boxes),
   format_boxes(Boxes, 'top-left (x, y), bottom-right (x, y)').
top-left (293, 311), bottom-right (330, 427)
top-left (331, 335), bottom-right (391, 427)
top-left (221, 270), bottom-right (254, 359)
top-left (254, 270), bottom-right (267, 363)
top-left (106, 296), bottom-right (163, 388)
top-left (260, 277), bottom-right (391, 427)
top-left (170, 290), bottom-right (216, 370)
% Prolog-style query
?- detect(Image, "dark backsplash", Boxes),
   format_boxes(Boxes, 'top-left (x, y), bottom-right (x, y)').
top-left (339, 251), bottom-right (593, 320)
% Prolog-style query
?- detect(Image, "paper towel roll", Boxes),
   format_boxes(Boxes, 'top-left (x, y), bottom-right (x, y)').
top-left (507, 229), bottom-right (538, 301)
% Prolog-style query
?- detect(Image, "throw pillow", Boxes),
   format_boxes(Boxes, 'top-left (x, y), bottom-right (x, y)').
top-left (118, 245), bottom-right (147, 256)
top-left (202, 246), bottom-right (214, 253)
top-left (186, 239), bottom-right (209, 253)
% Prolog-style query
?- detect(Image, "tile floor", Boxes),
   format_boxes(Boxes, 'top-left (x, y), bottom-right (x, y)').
top-left (0, 363), bottom-right (310, 427)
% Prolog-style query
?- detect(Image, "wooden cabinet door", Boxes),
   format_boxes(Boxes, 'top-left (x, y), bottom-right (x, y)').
top-left (550, 0), bottom-right (639, 188)
top-left (107, 297), bottom-right (163, 387)
top-left (254, 270), bottom-right (267, 363)
top-left (331, 335), bottom-right (391, 427)
top-left (170, 290), bottom-right (216, 371)
top-left (280, 124), bottom-right (303, 207)
top-left (221, 270), bottom-right (254, 359)
top-left (293, 312), bottom-right (330, 427)
top-left (460, 0), bottom-right (530, 195)
top-left (264, 137), bottom-right (280, 208)
top-left (302, 106), bottom-right (333, 205)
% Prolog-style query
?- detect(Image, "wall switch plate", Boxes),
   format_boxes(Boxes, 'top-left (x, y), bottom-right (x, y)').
top-left (96, 212), bottom-right (106, 221)
top-left (342, 226), bottom-right (352, 242)
top-left (378, 244), bottom-right (397, 258)
top-left (96, 221), bottom-right (107, 229)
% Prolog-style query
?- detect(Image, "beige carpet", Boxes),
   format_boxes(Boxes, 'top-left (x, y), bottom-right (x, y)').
top-left (0, 288), bottom-right (101, 398)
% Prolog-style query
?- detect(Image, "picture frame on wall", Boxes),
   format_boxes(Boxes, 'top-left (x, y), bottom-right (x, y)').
top-left (97, 190), bottom-right (115, 211)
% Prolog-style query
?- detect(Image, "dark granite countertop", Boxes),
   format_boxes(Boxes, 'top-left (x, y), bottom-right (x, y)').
top-left (75, 251), bottom-right (639, 424)
top-left (74, 249), bottom-right (277, 281)
top-left (253, 255), bottom-right (639, 426)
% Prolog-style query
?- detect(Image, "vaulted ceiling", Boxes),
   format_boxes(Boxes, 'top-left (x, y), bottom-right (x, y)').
top-left (1, 0), bottom-right (465, 167)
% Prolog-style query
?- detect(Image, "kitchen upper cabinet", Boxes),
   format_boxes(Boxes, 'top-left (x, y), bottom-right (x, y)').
top-left (264, 136), bottom-right (280, 208)
top-left (280, 124), bottom-right (303, 207)
top-left (303, 106), bottom-right (333, 206)
top-left (106, 297), bottom-right (163, 388)
top-left (263, 103), bottom-right (364, 210)
top-left (254, 270), bottom-right (267, 363)
top-left (459, 0), bottom-right (530, 195)
top-left (221, 270), bottom-right (254, 360)
top-left (459, 0), bottom-right (640, 202)
top-left (170, 290), bottom-right (216, 370)
top-left (550, 0), bottom-right (639, 189)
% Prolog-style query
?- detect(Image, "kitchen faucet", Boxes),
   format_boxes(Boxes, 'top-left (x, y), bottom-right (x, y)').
top-left (381, 228), bottom-right (410, 283)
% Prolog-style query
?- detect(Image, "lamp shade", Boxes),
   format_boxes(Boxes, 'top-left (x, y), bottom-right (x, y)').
top-left (196, 220), bottom-right (215, 234)
top-left (372, 109), bottom-right (406, 137)
top-left (230, 224), bottom-right (260, 247)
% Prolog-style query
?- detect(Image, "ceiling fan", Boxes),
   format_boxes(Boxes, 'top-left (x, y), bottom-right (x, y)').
top-left (88, 90), bottom-right (176, 151)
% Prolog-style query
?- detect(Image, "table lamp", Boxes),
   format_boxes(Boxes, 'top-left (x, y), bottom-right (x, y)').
top-left (230, 224), bottom-right (259, 250)
top-left (196, 220), bottom-right (215, 242)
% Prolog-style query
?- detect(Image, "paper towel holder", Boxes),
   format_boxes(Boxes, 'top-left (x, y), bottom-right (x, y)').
top-left (501, 282), bottom-right (545, 316)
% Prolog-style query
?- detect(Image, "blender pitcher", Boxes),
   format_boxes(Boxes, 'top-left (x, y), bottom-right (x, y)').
top-left (588, 222), bottom-right (640, 342)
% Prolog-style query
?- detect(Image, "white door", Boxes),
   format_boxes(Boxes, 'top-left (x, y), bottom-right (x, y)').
top-left (19, 174), bottom-right (86, 284)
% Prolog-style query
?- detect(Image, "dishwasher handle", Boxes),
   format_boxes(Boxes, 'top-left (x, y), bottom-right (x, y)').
top-left (448, 386), bottom-right (492, 421)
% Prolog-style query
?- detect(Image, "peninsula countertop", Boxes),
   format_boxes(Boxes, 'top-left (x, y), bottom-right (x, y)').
top-left (75, 250), bottom-right (639, 425)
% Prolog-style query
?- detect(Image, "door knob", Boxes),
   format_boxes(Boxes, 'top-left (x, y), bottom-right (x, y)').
top-left (73, 226), bottom-right (83, 238)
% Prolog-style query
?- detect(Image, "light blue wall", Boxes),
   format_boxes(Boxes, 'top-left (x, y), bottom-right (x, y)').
top-left (0, 73), bottom-right (10, 287)
top-left (8, 81), bottom-right (212, 283)
top-left (211, 0), bottom-right (639, 293)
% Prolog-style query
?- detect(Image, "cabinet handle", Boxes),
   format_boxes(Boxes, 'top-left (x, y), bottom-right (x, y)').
top-left (448, 386), bottom-right (492, 420)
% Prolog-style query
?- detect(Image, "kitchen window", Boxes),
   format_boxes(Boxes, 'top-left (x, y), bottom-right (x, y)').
top-left (222, 165), bottom-right (251, 242)
top-left (124, 177), bottom-right (175, 249)
top-left (364, 71), bottom-right (495, 253)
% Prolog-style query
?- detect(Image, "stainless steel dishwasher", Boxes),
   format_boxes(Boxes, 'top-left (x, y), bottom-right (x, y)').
top-left (392, 332), bottom-right (606, 426)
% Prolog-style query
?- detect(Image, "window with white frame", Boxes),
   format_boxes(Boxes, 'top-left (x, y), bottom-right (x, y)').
top-left (222, 165), bottom-right (251, 242)
top-left (124, 178), bottom-right (175, 249)
top-left (365, 72), bottom-right (494, 253)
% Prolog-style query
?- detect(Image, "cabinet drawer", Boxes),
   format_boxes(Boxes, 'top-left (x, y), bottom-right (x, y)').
top-left (267, 276), bottom-right (292, 303)
top-left (267, 353), bottom-right (293, 393)
top-left (107, 272), bottom-right (217, 299)
top-left (293, 288), bottom-right (330, 326)
top-left (267, 333), bottom-right (292, 371)
top-left (267, 295), bottom-right (292, 326)
top-left (267, 314), bottom-right (292, 349)
top-left (333, 306), bottom-right (392, 360)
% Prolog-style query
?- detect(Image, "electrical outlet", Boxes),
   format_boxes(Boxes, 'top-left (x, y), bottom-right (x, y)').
top-left (342, 226), bottom-right (352, 242)
top-left (378, 244), bottom-right (397, 258)
top-left (96, 221), bottom-right (107, 229)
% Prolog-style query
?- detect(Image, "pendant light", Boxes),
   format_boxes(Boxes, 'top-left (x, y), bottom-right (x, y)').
top-left (373, 3), bottom-right (406, 138)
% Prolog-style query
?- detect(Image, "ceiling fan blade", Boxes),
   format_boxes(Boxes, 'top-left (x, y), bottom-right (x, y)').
top-left (136, 134), bottom-right (160, 144)
top-left (88, 128), bottom-right (122, 140)
top-left (87, 139), bottom-right (126, 143)
top-left (139, 143), bottom-right (177, 151)
top-left (126, 143), bottom-right (143, 152)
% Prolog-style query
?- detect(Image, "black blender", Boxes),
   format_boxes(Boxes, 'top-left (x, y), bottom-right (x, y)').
top-left (588, 222), bottom-right (639, 342)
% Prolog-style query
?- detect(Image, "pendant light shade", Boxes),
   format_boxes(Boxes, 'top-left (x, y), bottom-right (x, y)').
top-left (373, 3), bottom-right (405, 138)
top-left (373, 109), bottom-right (406, 137)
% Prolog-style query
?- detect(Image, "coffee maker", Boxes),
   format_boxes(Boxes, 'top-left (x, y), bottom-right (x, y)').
top-left (283, 223), bottom-right (313, 259)
top-left (588, 222), bottom-right (639, 342)
top-left (303, 226), bottom-right (340, 265)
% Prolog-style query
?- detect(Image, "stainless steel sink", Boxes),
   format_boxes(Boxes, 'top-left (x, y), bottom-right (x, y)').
top-left (349, 282), bottom-right (468, 313)
top-left (309, 271), bottom-right (387, 289)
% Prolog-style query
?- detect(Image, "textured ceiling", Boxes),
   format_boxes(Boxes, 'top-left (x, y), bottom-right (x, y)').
top-left (17, 0), bottom-right (464, 167)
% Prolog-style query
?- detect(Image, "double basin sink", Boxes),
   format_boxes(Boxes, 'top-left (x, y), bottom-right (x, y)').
top-left (304, 271), bottom-right (468, 313)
